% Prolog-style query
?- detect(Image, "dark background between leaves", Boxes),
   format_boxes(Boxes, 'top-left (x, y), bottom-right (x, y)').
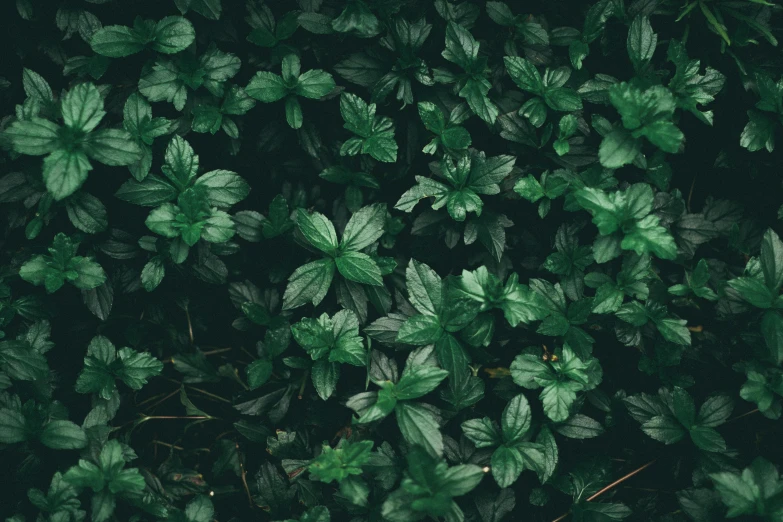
top-left (0, 0), bottom-right (782, 521)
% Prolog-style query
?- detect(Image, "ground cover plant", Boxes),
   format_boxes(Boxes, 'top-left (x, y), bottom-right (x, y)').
top-left (1, 0), bottom-right (783, 521)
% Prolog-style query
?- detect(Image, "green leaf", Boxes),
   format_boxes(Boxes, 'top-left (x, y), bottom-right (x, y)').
top-left (501, 278), bottom-right (552, 326)
top-left (728, 277), bottom-right (775, 309)
top-left (331, 1), bottom-right (380, 37)
top-left (627, 16), bottom-right (656, 70)
top-left (761, 228), bottom-right (783, 291)
top-left (501, 394), bottom-right (531, 443)
top-left (459, 78), bottom-right (499, 124)
top-left (65, 192), bottom-right (108, 234)
top-left (184, 496), bottom-right (214, 522)
top-left (145, 203), bottom-right (180, 238)
top-left (76, 336), bottom-right (162, 398)
top-left (116, 347), bottom-right (164, 390)
top-left (540, 380), bottom-right (580, 422)
top-left (22, 68), bottom-right (54, 103)
top-left (0, 407), bottom-right (27, 444)
top-left (263, 194), bottom-right (295, 238)
top-left (297, 209), bottom-right (339, 254)
top-left (491, 445), bottom-right (524, 488)
top-left (504, 56), bottom-right (543, 93)
top-left (115, 175), bottom-right (177, 206)
top-left (608, 83), bottom-right (683, 154)
top-left (195, 170), bottom-right (250, 207)
top-left (61, 83), bottom-right (105, 132)
top-left (340, 92), bottom-right (373, 137)
top-left (311, 359), bottom-right (340, 400)
top-left (283, 259), bottom-right (336, 310)
top-left (82, 129), bottom-right (142, 166)
top-left (285, 96), bottom-right (303, 129)
top-left (461, 417), bottom-right (501, 448)
top-left (296, 69), bottom-right (336, 99)
top-left (690, 426), bottom-right (726, 453)
top-left (406, 259), bottom-right (443, 316)
top-left (740, 110), bottom-right (776, 152)
top-left (19, 233), bottom-right (106, 293)
top-left (544, 87), bottom-right (582, 111)
top-left (443, 22), bottom-right (479, 69)
top-left (395, 365), bottom-right (449, 400)
top-left (39, 420), bottom-right (87, 450)
top-left (599, 128), bottom-right (641, 168)
top-left (4, 117), bottom-right (60, 155)
top-left (43, 149), bottom-right (92, 201)
top-left (654, 317), bottom-right (691, 345)
top-left (246, 72), bottom-right (288, 102)
top-left (335, 251), bottom-right (383, 286)
top-left (152, 16), bottom-right (196, 54)
top-left (162, 136), bottom-right (199, 188)
top-left (309, 440), bottom-right (374, 483)
top-left (141, 257), bottom-right (165, 292)
top-left (762, 311), bottom-right (783, 364)
top-left (555, 414), bottom-right (604, 439)
top-left (339, 93), bottom-right (397, 162)
top-left (709, 459), bottom-right (783, 519)
top-left (510, 353), bottom-right (553, 389)
top-left (671, 387), bottom-right (696, 429)
top-left (341, 203), bottom-right (386, 252)
top-left (397, 315), bottom-right (443, 344)
top-left (0, 342), bottom-right (49, 380)
top-left (641, 415), bottom-right (686, 444)
top-left (697, 395), bottom-right (734, 428)
top-left (435, 334), bottom-right (470, 375)
top-left (91, 25), bottom-right (144, 57)
top-left (91, 490), bottom-right (116, 522)
top-left (395, 402), bottom-right (443, 457)
top-left (354, 388), bottom-right (397, 424)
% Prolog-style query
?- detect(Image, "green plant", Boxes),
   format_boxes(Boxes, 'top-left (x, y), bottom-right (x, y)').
top-left (1, 1), bottom-right (782, 522)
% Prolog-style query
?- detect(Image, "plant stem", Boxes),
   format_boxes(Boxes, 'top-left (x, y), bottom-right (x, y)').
top-left (237, 444), bottom-right (254, 507)
top-left (142, 388), bottom-right (181, 411)
top-left (727, 408), bottom-right (759, 423)
top-left (163, 347), bottom-right (232, 364)
top-left (551, 459), bottom-right (657, 522)
top-left (142, 415), bottom-right (211, 420)
top-left (185, 305), bottom-right (194, 345)
top-left (188, 385), bottom-right (231, 403)
top-left (152, 440), bottom-right (184, 451)
top-left (152, 440), bottom-right (211, 452)
top-left (586, 459), bottom-right (657, 501)
top-left (298, 371), bottom-right (309, 399)
top-left (202, 347), bottom-right (233, 356)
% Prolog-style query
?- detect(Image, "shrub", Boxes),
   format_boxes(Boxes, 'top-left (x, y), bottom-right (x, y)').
top-left (1, 1), bottom-right (782, 521)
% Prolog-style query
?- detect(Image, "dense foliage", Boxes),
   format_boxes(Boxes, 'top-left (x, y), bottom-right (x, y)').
top-left (1, 0), bottom-right (783, 521)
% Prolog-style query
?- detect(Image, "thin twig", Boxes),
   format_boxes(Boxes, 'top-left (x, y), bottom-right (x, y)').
top-left (551, 459), bottom-right (657, 522)
top-left (237, 443), bottom-right (254, 507)
top-left (143, 388), bottom-right (181, 411)
top-left (142, 415), bottom-right (211, 420)
top-left (186, 306), bottom-right (194, 345)
top-left (188, 386), bottom-right (231, 404)
top-left (687, 171), bottom-right (699, 213)
top-left (230, 368), bottom-right (249, 391)
top-left (152, 440), bottom-right (184, 451)
top-left (163, 347), bottom-right (233, 364)
top-left (727, 408), bottom-right (759, 423)
top-left (152, 440), bottom-right (211, 453)
top-left (116, 414), bottom-right (212, 430)
top-left (298, 371), bottom-right (309, 399)
top-left (135, 390), bottom-right (172, 408)
top-left (202, 347), bottom-right (233, 356)
top-left (586, 459), bottom-right (657, 501)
